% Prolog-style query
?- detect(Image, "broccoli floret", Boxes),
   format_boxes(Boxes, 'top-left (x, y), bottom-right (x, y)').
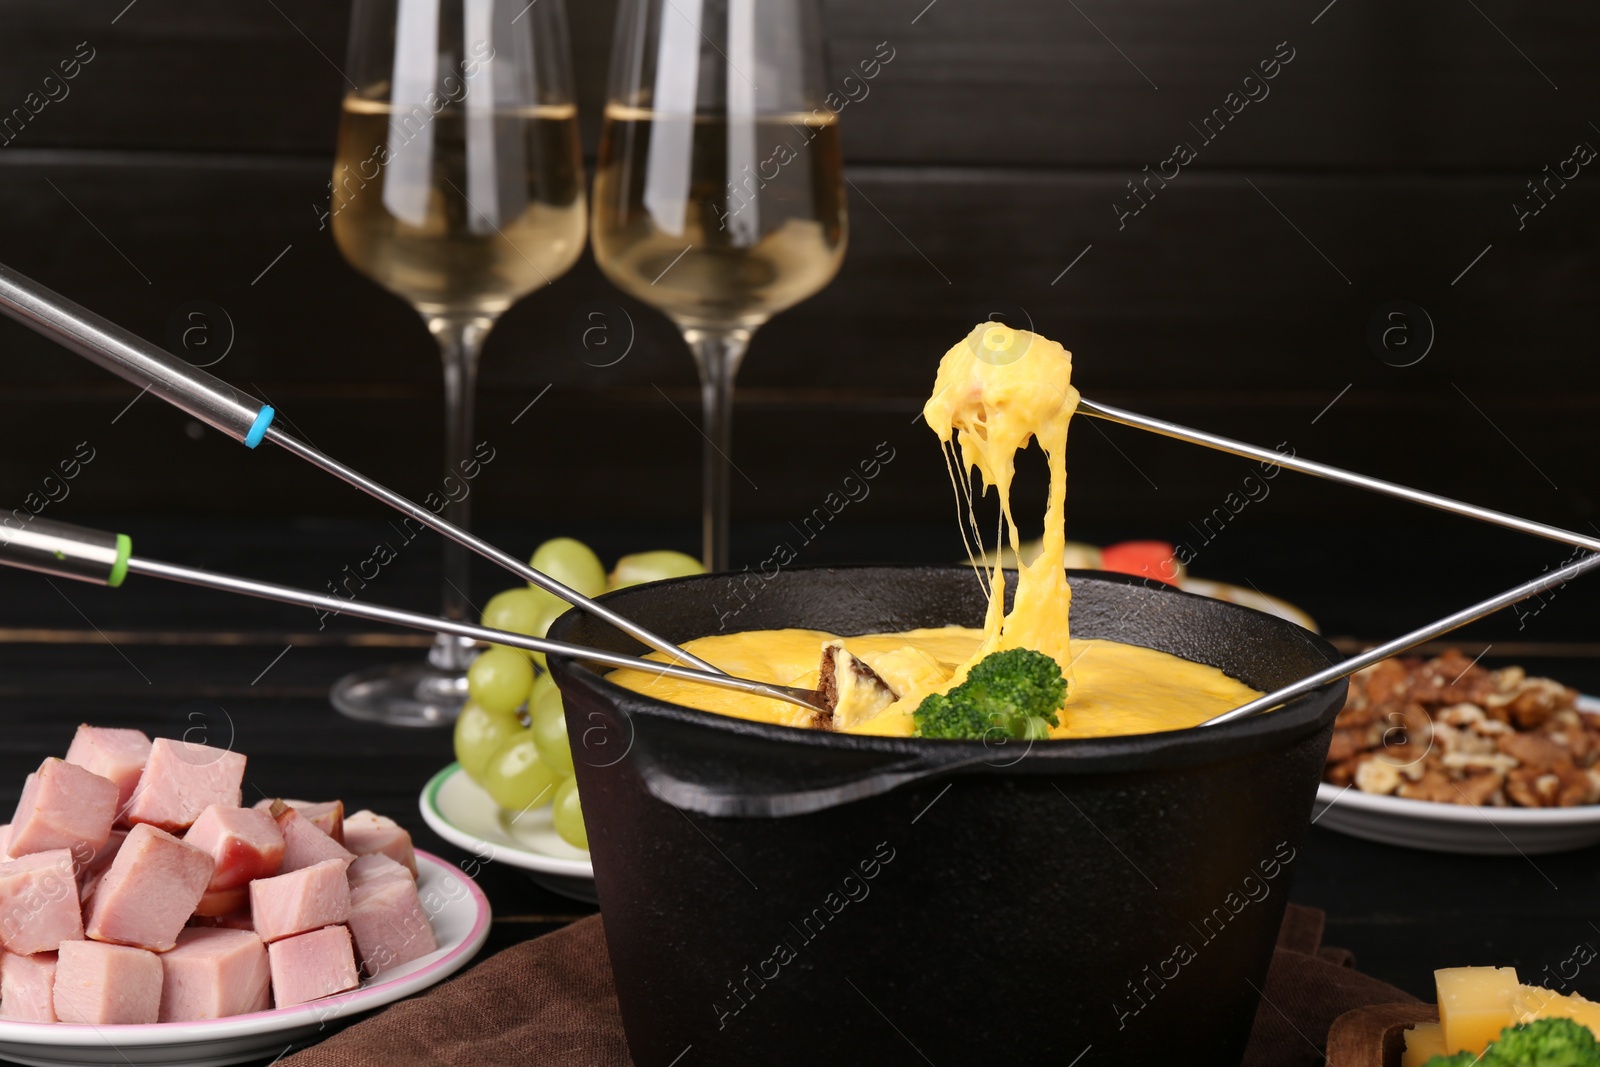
top-left (1425, 1018), bottom-right (1600, 1067)
top-left (912, 648), bottom-right (1068, 740)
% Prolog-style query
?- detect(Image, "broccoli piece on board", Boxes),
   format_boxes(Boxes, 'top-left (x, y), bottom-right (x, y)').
top-left (1425, 1017), bottom-right (1600, 1067)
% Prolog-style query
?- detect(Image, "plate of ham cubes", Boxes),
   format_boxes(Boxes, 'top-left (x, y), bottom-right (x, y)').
top-left (0, 724), bottom-right (491, 1067)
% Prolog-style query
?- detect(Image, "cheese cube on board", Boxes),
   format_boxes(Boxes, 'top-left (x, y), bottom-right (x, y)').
top-left (267, 925), bottom-right (359, 1008)
top-left (0, 849), bottom-right (84, 955)
top-left (347, 874), bottom-right (437, 978)
top-left (1436, 965), bottom-right (1520, 1054)
top-left (342, 810), bottom-right (417, 877)
top-left (1401, 1022), bottom-right (1447, 1067)
top-left (63, 725), bottom-right (152, 817)
top-left (124, 739), bottom-right (246, 833)
top-left (0, 950), bottom-right (59, 1022)
top-left (274, 807), bottom-right (354, 873)
top-left (84, 824), bottom-right (213, 952)
top-left (158, 927), bottom-right (271, 1022)
top-left (250, 858), bottom-right (350, 943)
top-left (8, 759), bottom-right (117, 859)
top-left (53, 940), bottom-right (162, 1025)
top-left (184, 804), bottom-right (284, 890)
top-left (1513, 984), bottom-right (1600, 1033)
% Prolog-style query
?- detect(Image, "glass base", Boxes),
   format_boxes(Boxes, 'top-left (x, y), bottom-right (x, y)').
top-left (330, 660), bottom-right (470, 727)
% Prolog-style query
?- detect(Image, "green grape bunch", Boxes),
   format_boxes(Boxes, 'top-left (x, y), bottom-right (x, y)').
top-left (452, 537), bottom-right (703, 851)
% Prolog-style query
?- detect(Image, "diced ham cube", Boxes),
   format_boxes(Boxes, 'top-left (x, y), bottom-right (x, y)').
top-left (83, 824), bottom-right (213, 952)
top-left (195, 886), bottom-right (249, 917)
top-left (0, 950), bottom-right (59, 1022)
top-left (342, 810), bottom-right (417, 878)
top-left (250, 859), bottom-right (349, 943)
top-left (76, 829), bottom-right (127, 904)
top-left (254, 799), bottom-right (345, 843)
top-left (274, 806), bottom-right (353, 874)
top-left (0, 823), bottom-right (11, 860)
top-left (183, 804), bottom-right (284, 890)
top-left (267, 925), bottom-right (359, 1008)
top-left (158, 928), bottom-right (271, 1022)
top-left (63, 725), bottom-right (152, 818)
top-left (0, 850), bottom-right (84, 955)
top-left (346, 853), bottom-right (412, 891)
top-left (8, 759), bottom-right (117, 859)
top-left (124, 739), bottom-right (246, 833)
top-left (189, 907), bottom-right (254, 932)
top-left (296, 801), bottom-right (344, 844)
top-left (53, 940), bottom-right (162, 1024)
top-left (348, 874), bottom-right (437, 979)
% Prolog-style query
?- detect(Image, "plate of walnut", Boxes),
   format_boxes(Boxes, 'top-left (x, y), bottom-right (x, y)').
top-left (1313, 650), bottom-right (1600, 855)
top-left (0, 724), bottom-right (491, 1067)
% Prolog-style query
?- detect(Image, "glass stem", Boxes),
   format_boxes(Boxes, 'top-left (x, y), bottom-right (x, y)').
top-left (683, 326), bottom-right (752, 571)
top-left (427, 314), bottom-right (493, 672)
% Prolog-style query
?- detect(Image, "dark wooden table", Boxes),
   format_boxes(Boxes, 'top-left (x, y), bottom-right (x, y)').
top-left (2, 516), bottom-right (1596, 1063)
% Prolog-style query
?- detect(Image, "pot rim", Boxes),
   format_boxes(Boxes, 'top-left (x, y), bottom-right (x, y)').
top-left (548, 564), bottom-right (1344, 761)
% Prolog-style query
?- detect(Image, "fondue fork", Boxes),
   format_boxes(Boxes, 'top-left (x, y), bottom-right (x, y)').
top-left (1201, 550), bottom-right (1600, 726)
top-left (0, 517), bottom-right (832, 714)
top-left (1078, 397), bottom-right (1600, 555)
top-left (0, 263), bottom-right (720, 677)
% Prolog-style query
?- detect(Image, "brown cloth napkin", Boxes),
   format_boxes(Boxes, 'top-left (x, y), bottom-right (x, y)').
top-left (284, 905), bottom-right (1414, 1067)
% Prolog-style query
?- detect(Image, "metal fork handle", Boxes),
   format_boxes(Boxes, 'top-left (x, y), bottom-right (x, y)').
top-left (1201, 551), bottom-right (1600, 726)
top-left (1079, 397), bottom-right (1600, 555)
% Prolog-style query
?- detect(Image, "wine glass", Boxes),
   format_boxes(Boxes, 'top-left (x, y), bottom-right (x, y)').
top-left (592, 0), bottom-right (846, 570)
top-left (328, 0), bottom-right (586, 725)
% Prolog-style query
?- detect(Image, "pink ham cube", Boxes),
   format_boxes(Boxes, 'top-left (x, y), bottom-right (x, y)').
top-left (250, 859), bottom-right (349, 943)
top-left (184, 804), bottom-right (284, 890)
top-left (76, 828), bottom-right (127, 904)
top-left (254, 799), bottom-right (345, 843)
top-left (0, 950), bottom-right (59, 1021)
top-left (348, 874), bottom-right (437, 978)
top-left (0, 823), bottom-right (11, 860)
top-left (189, 908), bottom-right (254, 932)
top-left (267, 925), bottom-right (359, 1008)
top-left (195, 886), bottom-right (249, 917)
top-left (347, 853), bottom-right (411, 891)
top-left (8, 759), bottom-right (117, 859)
top-left (342, 810), bottom-right (417, 878)
top-left (0, 850), bottom-right (83, 955)
top-left (64, 725), bottom-right (152, 818)
top-left (53, 940), bottom-right (162, 1024)
top-left (274, 806), bottom-right (353, 874)
top-left (84, 824), bottom-right (213, 952)
top-left (124, 739), bottom-right (246, 832)
top-left (158, 927), bottom-right (271, 1022)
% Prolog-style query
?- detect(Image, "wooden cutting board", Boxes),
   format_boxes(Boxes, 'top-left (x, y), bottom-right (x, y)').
top-left (1326, 1003), bottom-right (1439, 1067)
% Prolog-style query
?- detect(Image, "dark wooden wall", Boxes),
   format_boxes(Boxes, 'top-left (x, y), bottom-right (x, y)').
top-left (1, 0), bottom-right (1596, 547)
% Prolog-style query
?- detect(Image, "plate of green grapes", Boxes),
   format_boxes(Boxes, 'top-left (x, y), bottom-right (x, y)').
top-left (419, 538), bottom-right (704, 904)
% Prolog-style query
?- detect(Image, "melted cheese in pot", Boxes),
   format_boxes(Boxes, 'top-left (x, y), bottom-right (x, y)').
top-left (609, 322), bottom-right (1262, 737)
top-left (608, 627), bottom-right (1261, 738)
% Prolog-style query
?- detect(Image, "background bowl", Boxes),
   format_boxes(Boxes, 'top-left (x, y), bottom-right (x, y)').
top-left (549, 566), bottom-right (1346, 1067)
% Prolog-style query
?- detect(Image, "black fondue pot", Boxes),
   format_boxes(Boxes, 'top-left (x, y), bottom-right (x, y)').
top-left (548, 566), bottom-right (1345, 1067)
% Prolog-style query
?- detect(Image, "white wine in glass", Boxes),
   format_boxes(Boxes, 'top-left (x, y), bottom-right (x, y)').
top-left (593, 0), bottom-right (847, 569)
top-left (329, 0), bottom-right (585, 726)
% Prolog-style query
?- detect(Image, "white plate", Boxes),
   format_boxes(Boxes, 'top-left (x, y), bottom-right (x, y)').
top-left (1312, 696), bottom-right (1600, 855)
top-left (419, 763), bottom-right (596, 903)
top-left (1178, 577), bottom-right (1319, 632)
top-left (0, 850), bottom-right (491, 1066)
